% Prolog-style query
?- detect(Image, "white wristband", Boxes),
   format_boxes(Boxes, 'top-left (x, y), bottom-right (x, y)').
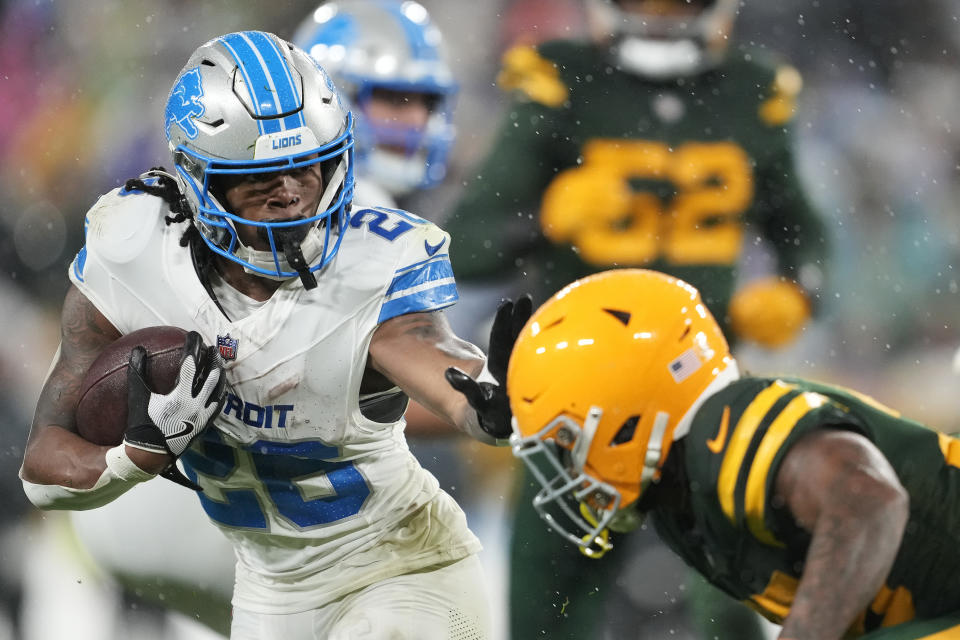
top-left (21, 445), bottom-right (155, 511)
top-left (105, 444), bottom-right (157, 482)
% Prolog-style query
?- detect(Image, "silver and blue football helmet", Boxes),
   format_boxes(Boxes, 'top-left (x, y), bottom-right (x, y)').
top-left (164, 31), bottom-right (355, 288)
top-left (292, 1), bottom-right (456, 196)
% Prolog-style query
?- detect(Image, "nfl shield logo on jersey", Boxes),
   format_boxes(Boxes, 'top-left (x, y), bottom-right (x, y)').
top-left (217, 334), bottom-right (239, 361)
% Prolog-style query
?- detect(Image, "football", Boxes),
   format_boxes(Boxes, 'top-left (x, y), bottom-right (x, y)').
top-left (76, 326), bottom-right (188, 446)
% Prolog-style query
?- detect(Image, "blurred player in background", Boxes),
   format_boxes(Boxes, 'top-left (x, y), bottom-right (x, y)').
top-left (57, 5), bottom-right (463, 639)
top-left (292, 0), bottom-right (473, 421)
top-left (21, 30), bottom-right (505, 640)
top-left (507, 268), bottom-right (960, 640)
top-left (446, 0), bottom-right (830, 637)
top-left (293, 7), bottom-right (518, 635)
top-left (292, 0), bottom-right (457, 212)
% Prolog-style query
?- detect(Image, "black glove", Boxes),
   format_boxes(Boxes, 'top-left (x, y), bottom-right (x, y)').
top-left (445, 294), bottom-right (533, 441)
top-left (125, 331), bottom-right (226, 490)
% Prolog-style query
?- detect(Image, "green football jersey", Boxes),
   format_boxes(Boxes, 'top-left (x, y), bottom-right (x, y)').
top-left (447, 39), bottom-right (828, 322)
top-left (650, 376), bottom-right (960, 635)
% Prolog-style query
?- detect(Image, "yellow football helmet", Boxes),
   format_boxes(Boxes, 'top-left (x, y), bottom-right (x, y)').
top-left (508, 268), bottom-right (739, 556)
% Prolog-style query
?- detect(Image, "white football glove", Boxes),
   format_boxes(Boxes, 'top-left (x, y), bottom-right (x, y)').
top-left (125, 331), bottom-right (226, 459)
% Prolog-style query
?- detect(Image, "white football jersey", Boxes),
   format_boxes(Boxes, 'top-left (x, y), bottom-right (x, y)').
top-left (69, 184), bottom-right (481, 614)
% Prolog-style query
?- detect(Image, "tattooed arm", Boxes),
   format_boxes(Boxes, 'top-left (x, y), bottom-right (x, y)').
top-left (21, 285), bottom-right (171, 492)
top-left (368, 310), bottom-right (486, 439)
top-left (774, 430), bottom-right (909, 640)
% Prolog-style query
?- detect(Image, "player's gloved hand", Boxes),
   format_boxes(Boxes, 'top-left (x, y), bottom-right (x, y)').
top-left (728, 276), bottom-right (811, 349)
top-left (125, 331), bottom-right (226, 489)
top-left (446, 295), bottom-right (533, 444)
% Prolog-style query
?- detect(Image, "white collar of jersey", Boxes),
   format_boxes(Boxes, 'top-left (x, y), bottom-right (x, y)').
top-left (233, 159), bottom-right (348, 281)
top-left (615, 37), bottom-right (706, 80)
top-left (672, 358), bottom-right (740, 441)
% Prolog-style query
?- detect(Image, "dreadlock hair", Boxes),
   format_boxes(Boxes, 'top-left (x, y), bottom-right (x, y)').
top-left (123, 167), bottom-right (190, 226)
top-left (122, 167), bottom-right (215, 276)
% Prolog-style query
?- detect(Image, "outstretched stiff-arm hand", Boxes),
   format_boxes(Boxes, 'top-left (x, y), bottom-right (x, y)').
top-left (367, 295), bottom-right (532, 446)
top-left (445, 295), bottom-right (533, 442)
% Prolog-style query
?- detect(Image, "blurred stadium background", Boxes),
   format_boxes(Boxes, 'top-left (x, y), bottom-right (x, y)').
top-left (0, 0), bottom-right (958, 638)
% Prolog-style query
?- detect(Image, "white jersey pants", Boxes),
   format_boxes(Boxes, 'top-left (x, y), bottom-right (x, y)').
top-left (230, 554), bottom-right (491, 640)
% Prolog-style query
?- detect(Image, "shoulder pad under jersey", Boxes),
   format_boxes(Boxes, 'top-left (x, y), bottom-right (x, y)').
top-left (496, 41), bottom-right (573, 108)
top-left (687, 377), bottom-right (854, 545)
top-left (68, 183), bottom-right (185, 332)
top-left (346, 206), bottom-right (457, 323)
top-left (74, 182), bottom-right (170, 271)
top-left (737, 52), bottom-right (803, 127)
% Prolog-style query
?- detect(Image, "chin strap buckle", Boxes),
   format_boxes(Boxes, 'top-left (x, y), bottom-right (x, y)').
top-left (276, 229), bottom-right (318, 290)
top-left (578, 502), bottom-right (613, 559)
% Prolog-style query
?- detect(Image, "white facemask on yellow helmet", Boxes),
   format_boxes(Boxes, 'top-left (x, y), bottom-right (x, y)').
top-left (508, 269), bottom-right (739, 557)
top-left (584, 0), bottom-right (739, 79)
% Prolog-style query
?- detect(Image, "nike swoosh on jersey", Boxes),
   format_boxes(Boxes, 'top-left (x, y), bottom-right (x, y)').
top-left (166, 420), bottom-right (196, 441)
top-left (424, 238), bottom-right (445, 256)
top-left (706, 405), bottom-right (730, 454)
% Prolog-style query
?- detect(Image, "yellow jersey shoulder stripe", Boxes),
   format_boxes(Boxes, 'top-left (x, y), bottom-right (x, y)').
top-left (746, 569), bottom-right (798, 624)
top-left (937, 432), bottom-right (960, 469)
top-left (758, 64), bottom-right (802, 126)
top-left (496, 45), bottom-right (569, 108)
top-left (744, 391), bottom-right (827, 546)
top-left (717, 380), bottom-right (793, 522)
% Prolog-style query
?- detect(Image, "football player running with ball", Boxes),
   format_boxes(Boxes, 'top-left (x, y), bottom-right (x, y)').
top-left (61, 3), bottom-right (464, 637)
top-left (20, 31), bottom-right (508, 640)
top-left (507, 268), bottom-right (960, 640)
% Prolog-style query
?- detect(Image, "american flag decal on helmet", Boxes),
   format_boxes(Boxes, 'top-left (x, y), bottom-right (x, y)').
top-left (668, 348), bottom-right (701, 383)
top-left (217, 334), bottom-right (239, 361)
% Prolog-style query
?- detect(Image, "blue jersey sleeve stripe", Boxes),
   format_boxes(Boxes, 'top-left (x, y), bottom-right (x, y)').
top-left (386, 258), bottom-right (454, 296)
top-left (378, 283), bottom-right (459, 323)
top-left (72, 246), bottom-right (87, 282)
top-left (394, 253), bottom-right (449, 275)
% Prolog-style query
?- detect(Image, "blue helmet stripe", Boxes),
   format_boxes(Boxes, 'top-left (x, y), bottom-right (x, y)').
top-left (220, 32), bottom-right (304, 134)
top-left (218, 34), bottom-right (272, 134)
top-left (304, 13), bottom-right (358, 49)
top-left (381, 2), bottom-right (439, 62)
top-left (246, 31), bottom-right (305, 131)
